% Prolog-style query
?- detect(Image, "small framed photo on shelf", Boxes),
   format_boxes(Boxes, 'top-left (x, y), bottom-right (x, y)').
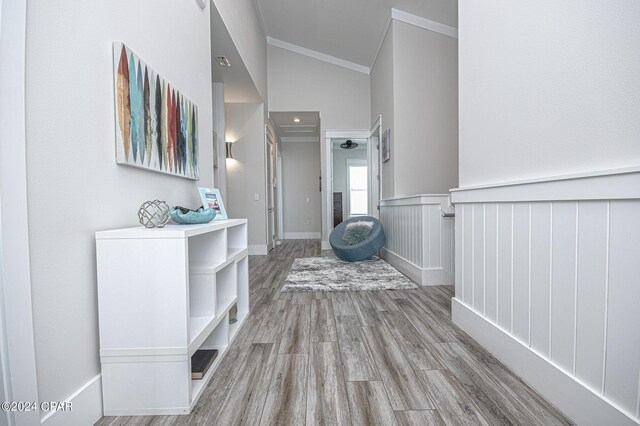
top-left (198, 187), bottom-right (228, 220)
top-left (382, 128), bottom-right (391, 163)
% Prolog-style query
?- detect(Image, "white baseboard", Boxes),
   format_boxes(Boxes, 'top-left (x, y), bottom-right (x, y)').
top-left (41, 374), bottom-right (102, 426)
top-left (321, 240), bottom-right (331, 250)
top-left (283, 232), bottom-right (321, 240)
top-left (381, 248), bottom-right (453, 286)
top-left (452, 299), bottom-right (640, 426)
top-left (248, 245), bottom-right (268, 255)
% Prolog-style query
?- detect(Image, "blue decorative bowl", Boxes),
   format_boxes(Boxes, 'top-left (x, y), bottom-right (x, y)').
top-left (170, 207), bottom-right (216, 224)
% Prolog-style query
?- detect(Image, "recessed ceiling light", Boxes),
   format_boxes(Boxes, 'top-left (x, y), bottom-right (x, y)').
top-left (216, 56), bottom-right (231, 67)
top-left (293, 117), bottom-right (300, 123)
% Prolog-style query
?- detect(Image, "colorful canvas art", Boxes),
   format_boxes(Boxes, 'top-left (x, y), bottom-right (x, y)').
top-left (113, 42), bottom-right (199, 179)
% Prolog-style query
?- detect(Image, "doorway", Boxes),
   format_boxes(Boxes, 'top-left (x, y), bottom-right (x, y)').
top-left (325, 121), bottom-right (381, 234)
top-left (269, 111), bottom-right (322, 241)
top-left (331, 138), bottom-right (368, 226)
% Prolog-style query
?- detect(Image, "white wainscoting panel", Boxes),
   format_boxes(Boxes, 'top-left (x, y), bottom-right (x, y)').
top-left (380, 195), bottom-right (455, 286)
top-left (451, 167), bottom-right (640, 424)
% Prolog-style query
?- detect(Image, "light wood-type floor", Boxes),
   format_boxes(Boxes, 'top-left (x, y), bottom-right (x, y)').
top-left (97, 240), bottom-right (571, 426)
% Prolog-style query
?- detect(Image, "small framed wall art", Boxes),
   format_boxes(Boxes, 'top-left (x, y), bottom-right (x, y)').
top-left (198, 187), bottom-right (228, 220)
top-left (382, 128), bottom-right (391, 163)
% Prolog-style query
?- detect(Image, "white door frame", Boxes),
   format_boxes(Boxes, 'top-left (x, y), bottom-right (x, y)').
top-left (0, 1), bottom-right (41, 425)
top-left (276, 146), bottom-right (284, 242)
top-left (264, 125), bottom-right (275, 252)
top-left (323, 129), bottom-right (370, 249)
top-left (369, 115), bottom-right (382, 218)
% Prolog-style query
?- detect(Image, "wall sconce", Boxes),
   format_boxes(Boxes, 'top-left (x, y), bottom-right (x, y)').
top-left (226, 142), bottom-right (234, 160)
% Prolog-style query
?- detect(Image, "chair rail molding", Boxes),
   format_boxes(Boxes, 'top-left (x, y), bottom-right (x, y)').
top-left (451, 166), bottom-right (640, 425)
top-left (379, 194), bottom-right (455, 286)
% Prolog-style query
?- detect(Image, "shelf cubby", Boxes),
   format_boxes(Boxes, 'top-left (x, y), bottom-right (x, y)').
top-left (189, 228), bottom-right (226, 268)
top-left (227, 223), bottom-right (247, 258)
top-left (216, 262), bottom-right (237, 314)
top-left (190, 315), bottom-right (229, 406)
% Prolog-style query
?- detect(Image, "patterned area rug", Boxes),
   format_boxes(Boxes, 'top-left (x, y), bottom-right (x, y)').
top-left (281, 256), bottom-right (418, 292)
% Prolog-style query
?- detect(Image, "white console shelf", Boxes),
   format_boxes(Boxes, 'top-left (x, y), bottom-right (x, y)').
top-left (95, 219), bottom-right (249, 416)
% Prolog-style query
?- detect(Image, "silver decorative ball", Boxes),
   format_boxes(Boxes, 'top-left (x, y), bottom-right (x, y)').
top-left (138, 200), bottom-right (170, 228)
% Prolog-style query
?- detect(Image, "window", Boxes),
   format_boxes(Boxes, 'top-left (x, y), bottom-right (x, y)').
top-left (348, 162), bottom-right (368, 217)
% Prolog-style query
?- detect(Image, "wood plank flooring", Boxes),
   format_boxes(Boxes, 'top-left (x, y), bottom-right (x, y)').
top-left (96, 240), bottom-right (571, 426)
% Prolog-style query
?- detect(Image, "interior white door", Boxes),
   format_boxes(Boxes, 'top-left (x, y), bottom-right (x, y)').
top-left (368, 116), bottom-right (382, 218)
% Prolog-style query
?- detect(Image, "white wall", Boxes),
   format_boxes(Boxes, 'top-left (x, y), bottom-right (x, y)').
top-left (451, 173), bottom-right (640, 425)
top-left (455, 1), bottom-right (640, 423)
top-left (268, 45), bottom-right (371, 243)
top-left (459, 0), bottom-right (640, 188)
top-left (393, 20), bottom-right (458, 196)
top-left (371, 20), bottom-right (458, 198)
top-left (212, 0), bottom-right (269, 254)
top-left (281, 142), bottom-right (321, 236)
top-left (25, 0), bottom-right (213, 417)
top-left (380, 195), bottom-right (454, 286)
top-left (212, 0), bottom-right (267, 104)
top-left (267, 45), bottom-right (370, 130)
top-left (370, 24), bottom-right (395, 199)
top-left (332, 146), bottom-right (367, 219)
top-left (225, 102), bottom-right (267, 250)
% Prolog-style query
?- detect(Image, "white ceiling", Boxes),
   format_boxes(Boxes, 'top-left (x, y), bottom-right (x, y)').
top-left (270, 111), bottom-right (320, 142)
top-left (256, 0), bottom-right (458, 68)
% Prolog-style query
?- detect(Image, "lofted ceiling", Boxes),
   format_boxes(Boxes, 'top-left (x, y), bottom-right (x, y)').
top-left (255, 0), bottom-right (458, 68)
top-left (270, 111), bottom-right (320, 142)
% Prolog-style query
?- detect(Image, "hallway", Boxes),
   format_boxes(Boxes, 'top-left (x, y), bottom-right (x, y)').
top-left (97, 240), bottom-right (570, 425)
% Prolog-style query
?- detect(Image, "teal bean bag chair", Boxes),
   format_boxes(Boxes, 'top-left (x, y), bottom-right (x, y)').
top-left (330, 216), bottom-right (385, 262)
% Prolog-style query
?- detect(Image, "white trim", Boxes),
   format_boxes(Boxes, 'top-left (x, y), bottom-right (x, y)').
top-left (371, 12), bottom-right (393, 70)
top-left (380, 194), bottom-right (451, 207)
top-left (265, 126), bottom-right (275, 253)
top-left (452, 299), bottom-right (640, 426)
top-left (325, 129), bottom-right (369, 139)
top-left (252, 0), bottom-right (268, 39)
top-left (381, 248), bottom-right (453, 286)
top-left (248, 244), bottom-right (268, 255)
top-left (280, 136), bottom-right (319, 143)
top-left (283, 232), bottom-right (321, 240)
top-left (267, 37), bottom-right (370, 75)
top-left (0, 2), bottom-right (40, 425)
top-left (391, 9), bottom-right (458, 39)
top-left (321, 240), bottom-right (331, 251)
top-left (451, 167), bottom-right (640, 203)
top-left (369, 116), bottom-right (382, 219)
top-left (40, 375), bottom-right (103, 426)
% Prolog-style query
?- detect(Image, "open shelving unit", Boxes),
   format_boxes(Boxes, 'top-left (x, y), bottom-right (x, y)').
top-left (96, 219), bottom-right (249, 416)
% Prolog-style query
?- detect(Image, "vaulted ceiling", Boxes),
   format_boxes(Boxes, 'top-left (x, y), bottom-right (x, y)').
top-left (255, 0), bottom-right (457, 68)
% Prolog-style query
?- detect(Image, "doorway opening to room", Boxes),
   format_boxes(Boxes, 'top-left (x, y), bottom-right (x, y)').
top-left (269, 111), bottom-right (322, 242)
top-left (326, 118), bottom-right (381, 231)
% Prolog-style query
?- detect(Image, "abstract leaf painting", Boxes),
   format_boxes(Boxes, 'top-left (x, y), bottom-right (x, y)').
top-left (113, 42), bottom-right (199, 179)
